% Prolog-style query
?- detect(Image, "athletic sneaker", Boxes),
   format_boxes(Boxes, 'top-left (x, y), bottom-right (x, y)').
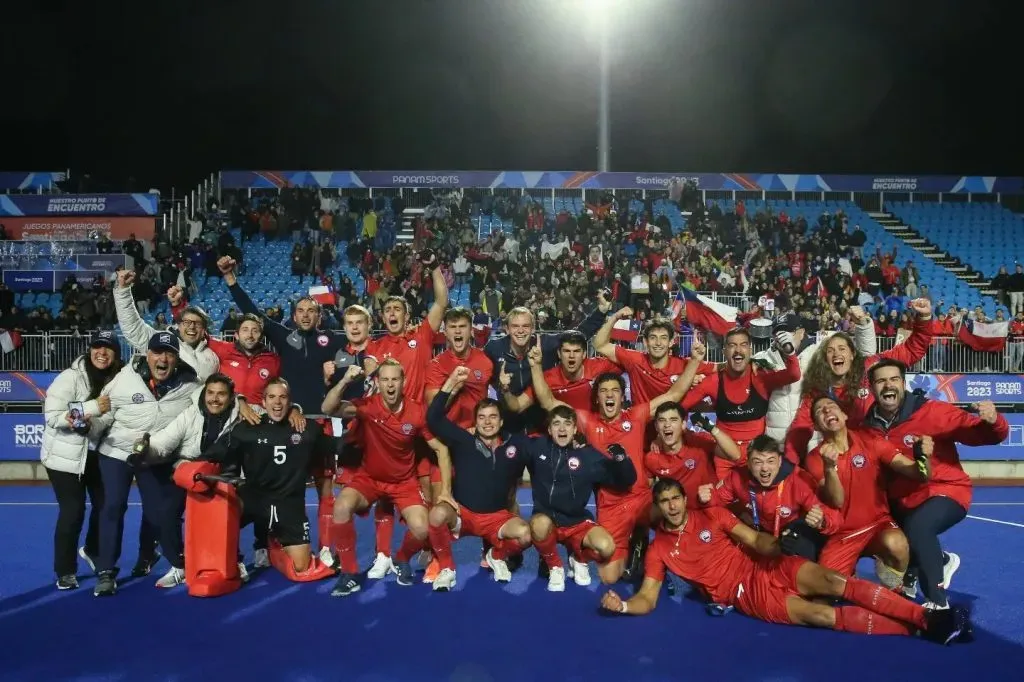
top-left (485, 549), bottom-right (512, 583)
top-left (567, 557), bottom-right (591, 586)
top-left (318, 546), bottom-right (336, 569)
top-left (505, 552), bottom-right (524, 573)
top-left (130, 552), bottom-right (161, 578)
top-left (922, 604), bottom-right (969, 645)
top-left (942, 552), bottom-right (961, 590)
top-left (78, 547), bottom-right (97, 574)
top-left (56, 575), bottom-right (79, 590)
top-left (155, 567), bottom-right (185, 588)
top-left (366, 552), bottom-right (392, 580)
top-left (238, 563), bottom-right (250, 584)
top-left (432, 568), bottom-right (457, 592)
top-left (547, 566), bottom-right (566, 592)
top-left (392, 560), bottom-right (415, 586)
top-left (330, 573), bottom-right (361, 597)
top-left (252, 548), bottom-right (270, 569)
top-left (94, 570), bottom-right (117, 597)
top-left (421, 558), bottom-right (440, 584)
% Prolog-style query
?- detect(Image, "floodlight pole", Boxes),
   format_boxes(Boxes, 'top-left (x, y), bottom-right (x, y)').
top-left (597, 11), bottom-right (611, 172)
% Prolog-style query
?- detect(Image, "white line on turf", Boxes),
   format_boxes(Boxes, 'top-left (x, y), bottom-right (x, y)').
top-left (966, 514), bottom-right (1024, 529)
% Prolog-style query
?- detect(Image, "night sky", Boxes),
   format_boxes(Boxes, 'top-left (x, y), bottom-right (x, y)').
top-left (2, 0), bottom-right (1018, 191)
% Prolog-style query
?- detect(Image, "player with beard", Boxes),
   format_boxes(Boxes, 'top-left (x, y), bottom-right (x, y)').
top-left (205, 313), bottom-right (281, 403)
top-left (600, 479), bottom-right (970, 646)
top-left (805, 396), bottom-right (929, 586)
top-left (862, 359), bottom-right (1008, 609)
top-left (697, 434), bottom-right (841, 560)
top-left (530, 337), bottom-right (705, 585)
top-left (681, 328), bottom-right (801, 479)
top-left (593, 308), bottom-right (717, 404)
top-left (784, 298), bottom-right (934, 464)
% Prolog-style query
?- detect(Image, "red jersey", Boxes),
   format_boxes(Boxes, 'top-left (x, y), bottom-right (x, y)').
top-left (206, 338), bottom-right (281, 403)
top-left (804, 429), bottom-right (896, 533)
top-left (576, 403), bottom-right (652, 507)
top-left (784, 317), bottom-right (935, 463)
top-left (708, 464), bottom-right (839, 536)
top-left (681, 353), bottom-right (800, 447)
top-left (525, 357), bottom-right (619, 411)
top-left (368, 322), bottom-right (437, 401)
top-left (615, 348), bottom-right (716, 405)
top-left (352, 394), bottom-right (433, 483)
top-left (863, 398), bottom-right (1009, 512)
top-left (644, 431), bottom-right (717, 508)
top-left (644, 507), bottom-right (751, 605)
top-left (424, 347), bottom-right (494, 428)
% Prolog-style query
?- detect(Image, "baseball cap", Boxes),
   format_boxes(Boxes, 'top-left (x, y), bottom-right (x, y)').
top-left (148, 331), bottom-right (180, 354)
top-left (89, 330), bottom-right (120, 351)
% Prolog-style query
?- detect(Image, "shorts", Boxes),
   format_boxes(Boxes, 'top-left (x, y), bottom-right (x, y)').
top-left (346, 469), bottom-right (427, 513)
top-left (734, 554), bottom-right (807, 625)
top-left (555, 520), bottom-right (597, 559)
top-left (455, 508), bottom-right (515, 545)
top-left (818, 517), bottom-right (900, 576)
top-left (239, 489), bottom-right (310, 548)
top-left (597, 495), bottom-right (652, 562)
top-left (313, 419), bottom-right (337, 478)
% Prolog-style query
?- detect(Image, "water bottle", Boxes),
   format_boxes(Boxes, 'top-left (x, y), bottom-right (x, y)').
top-left (129, 433), bottom-right (150, 466)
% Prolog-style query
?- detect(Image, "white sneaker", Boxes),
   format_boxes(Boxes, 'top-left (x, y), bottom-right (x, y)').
top-left (78, 547), bottom-right (97, 574)
top-left (568, 556), bottom-right (591, 586)
top-left (485, 549), bottom-right (512, 583)
top-left (367, 552), bottom-right (393, 580)
top-left (432, 567), bottom-right (457, 592)
top-left (547, 566), bottom-right (566, 592)
top-left (942, 552), bottom-right (960, 590)
top-left (155, 567), bottom-right (185, 588)
top-left (252, 548), bottom-right (270, 568)
top-left (318, 546), bottom-right (336, 568)
top-left (923, 601), bottom-right (949, 611)
top-left (238, 562), bottom-right (250, 583)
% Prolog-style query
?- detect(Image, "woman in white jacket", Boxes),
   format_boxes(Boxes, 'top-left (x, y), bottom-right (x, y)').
top-left (41, 331), bottom-right (124, 590)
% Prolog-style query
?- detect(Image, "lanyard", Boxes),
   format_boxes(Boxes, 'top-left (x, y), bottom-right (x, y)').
top-left (748, 480), bottom-right (786, 537)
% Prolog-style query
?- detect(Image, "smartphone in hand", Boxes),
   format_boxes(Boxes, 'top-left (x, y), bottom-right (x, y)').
top-left (68, 402), bottom-right (86, 429)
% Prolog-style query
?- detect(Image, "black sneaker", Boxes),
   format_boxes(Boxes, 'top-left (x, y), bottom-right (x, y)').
top-left (505, 552), bottom-right (523, 573)
top-left (56, 575), bottom-right (79, 590)
top-left (330, 574), bottom-right (361, 597)
top-left (130, 552), bottom-right (162, 578)
top-left (922, 605), bottom-right (967, 645)
top-left (392, 561), bottom-right (414, 586)
top-left (93, 570), bottom-right (117, 597)
top-left (537, 560), bottom-right (549, 579)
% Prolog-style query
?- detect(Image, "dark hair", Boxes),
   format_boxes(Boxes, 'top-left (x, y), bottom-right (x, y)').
top-left (590, 372), bottom-right (627, 411)
top-left (724, 327), bottom-right (751, 344)
top-left (547, 404), bottom-right (577, 425)
top-left (204, 372), bottom-right (236, 394)
top-left (654, 401), bottom-right (685, 420)
top-left (810, 395), bottom-right (841, 421)
top-left (652, 477), bottom-right (683, 500)
top-left (265, 377), bottom-right (290, 396)
top-left (82, 351), bottom-right (124, 400)
top-left (748, 434), bottom-right (782, 456)
top-left (474, 397), bottom-right (502, 417)
top-left (558, 331), bottom-right (588, 350)
top-left (643, 320), bottom-right (675, 341)
top-left (238, 313), bottom-right (264, 329)
top-left (444, 306), bottom-right (473, 325)
top-left (867, 358), bottom-right (908, 383)
top-left (180, 306), bottom-right (211, 330)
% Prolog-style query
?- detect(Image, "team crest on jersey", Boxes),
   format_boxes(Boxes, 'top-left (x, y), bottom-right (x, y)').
top-left (684, 458), bottom-right (696, 470)
top-left (402, 423), bottom-right (414, 434)
top-left (779, 506), bottom-right (792, 517)
top-left (131, 393), bottom-right (145, 404)
top-left (903, 435), bottom-right (916, 447)
top-left (259, 368), bottom-right (270, 379)
top-left (621, 421), bottom-right (632, 432)
top-left (473, 369), bottom-right (482, 380)
top-left (506, 445), bottom-right (517, 459)
top-left (670, 375), bottom-right (679, 383)
top-left (290, 434), bottom-right (301, 444)
top-left (852, 454), bottom-right (867, 468)
top-left (230, 361), bottom-right (239, 368)
top-left (567, 456), bottom-right (581, 471)
top-left (857, 387), bottom-right (870, 399)
top-left (408, 339), bottom-right (418, 348)
top-left (317, 335), bottom-right (329, 347)
top-left (698, 529), bottom-right (712, 543)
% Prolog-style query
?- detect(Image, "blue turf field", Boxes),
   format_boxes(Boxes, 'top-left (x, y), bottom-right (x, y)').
top-left (1, 485), bottom-right (1023, 681)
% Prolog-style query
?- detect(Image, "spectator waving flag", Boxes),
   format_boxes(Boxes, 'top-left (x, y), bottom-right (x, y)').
top-left (956, 319), bottom-right (1009, 353)
top-left (675, 289), bottom-right (739, 337)
top-left (0, 328), bottom-right (23, 354)
top-left (611, 318), bottom-right (642, 344)
top-left (308, 285), bottom-right (336, 307)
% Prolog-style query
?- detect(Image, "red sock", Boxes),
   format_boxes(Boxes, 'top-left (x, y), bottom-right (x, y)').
top-left (834, 606), bottom-right (915, 636)
top-left (317, 496), bottom-right (334, 550)
top-left (427, 524), bottom-right (455, 570)
top-left (394, 531), bottom-right (425, 563)
top-left (374, 503), bottom-right (395, 556)
top-left (842, 576), bottom-right (926, 629)
top-left (534, 533), bottom-right (563, 569)
top-left (330, 519), bottom-right (359, 574)
top-left (491, 537), bottom-right (526, 561)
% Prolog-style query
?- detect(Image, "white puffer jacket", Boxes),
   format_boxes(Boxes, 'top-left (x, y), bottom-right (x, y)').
top-left (92, 357), bottom-right (203, 462)
top-left (40, 358), bottom-right (107, 475)
top-left (753, 321), bottom-right (876, 444)
top-left (114, 285), bottom-right (220, 381)
top-left (148, 397), bottom-right (242, 462)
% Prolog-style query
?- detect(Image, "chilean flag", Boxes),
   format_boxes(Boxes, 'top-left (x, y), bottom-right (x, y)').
top-left (675, 289), bottom-right (739, 337)
top-left (611, 318), bottom-right (642, 344)
top-left (957, 320), bottom-right (1008, 353)
top-left (308, 285), bottom-right (336, 306)
top-left (0, 329), bottom-right (23, 354)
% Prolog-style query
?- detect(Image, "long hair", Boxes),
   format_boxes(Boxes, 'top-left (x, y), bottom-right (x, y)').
top-left (800, 331), bottom-right (865, 405)
top-left (82, 351), bottom-right (124, 400)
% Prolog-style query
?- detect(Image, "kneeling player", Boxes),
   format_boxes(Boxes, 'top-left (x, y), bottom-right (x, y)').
top-left (202, 378), bottom-right (335, 581)
top-left (424, 367), bottom-right (532, 590)
top-left (528, 405), bottom-right (637, 592)
top-left (600, 479), bottom-right (970, 645)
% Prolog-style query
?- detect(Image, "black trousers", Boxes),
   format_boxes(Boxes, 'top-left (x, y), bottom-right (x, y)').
top-left (46, 451), bottom-right (104, 577)
top-left (96, 456), bottom-right (176, 573)
top-left (895, 496), bottom-right (966, 605)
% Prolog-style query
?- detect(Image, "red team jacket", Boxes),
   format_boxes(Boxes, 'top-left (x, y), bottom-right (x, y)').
top-left (206, 337), bottom-right (281, 403)
top-left (862, 393), bottom-right (1009, 511)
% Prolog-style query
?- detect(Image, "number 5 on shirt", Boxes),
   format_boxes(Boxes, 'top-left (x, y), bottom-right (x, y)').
top-left (274, 445), bottom-right (287, 465)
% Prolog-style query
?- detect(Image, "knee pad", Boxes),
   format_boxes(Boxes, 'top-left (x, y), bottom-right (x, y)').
top-left (269, 541), bottom-right (335, 582)
top-left (874, 556), bottom-right (906, 589)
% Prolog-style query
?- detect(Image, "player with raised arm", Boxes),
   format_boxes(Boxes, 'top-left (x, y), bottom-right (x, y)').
top-left (599, 479), bottom-right (970, 645)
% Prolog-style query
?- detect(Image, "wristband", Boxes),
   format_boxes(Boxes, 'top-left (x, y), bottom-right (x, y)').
top-left (619, 601), bottom-right (628, 614)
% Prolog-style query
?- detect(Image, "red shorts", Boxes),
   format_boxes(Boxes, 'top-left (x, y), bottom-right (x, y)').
top-left (555, 520), bottom-right (597, 559)
top-left (597, 494), bottom-right (652, 562)
top-left (455, 508), bottom-right (515, 545)
top-left (735, 554), bottom-right (807, 625)
top-left (818, 517), bottom-right (900, 576)
top-left (345, 469), bottom-right (427, 513)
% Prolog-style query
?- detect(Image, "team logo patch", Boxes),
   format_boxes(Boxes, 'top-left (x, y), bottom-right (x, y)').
top-left (670, 374), bottom-right (679, 383)
top-left (402, 423), bottom-right (414, 435)
top-left (698, 529), bottom-right (712, 543)
top-left (131, 393), bottom-right (145, 404)
top-left (473, 369), bottom-right (483, 380)
top-left (857, 388), bottom-right (870, 399)
top-left (684, 458), bottom-right (696, 470)
top-left (317, 335), bottom-right (329, 347)
top-left (779, 506), bottom-right (792, 517)
top-left (408, 339), bottom-right (418, 348)
top-left (290, 434), bottom-right (301, 444)
top-left (622, 420), bottom-right (632, 432)
top-left (852, 454), bottom-right (867, 468)
top-left (259, 368), bottom-right (270, 379)
top-left (506, 445), bottom-right (517, 459)
top-left (230, 361), bottom-right (239, 368)
top-left (567, 456), bottom-right (581, 471)
top-left (903, 434), bottom-right (916, 447)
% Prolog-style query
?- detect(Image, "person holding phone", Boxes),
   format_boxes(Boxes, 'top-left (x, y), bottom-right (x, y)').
top-left (41, 331), bottom-right (130, 590)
